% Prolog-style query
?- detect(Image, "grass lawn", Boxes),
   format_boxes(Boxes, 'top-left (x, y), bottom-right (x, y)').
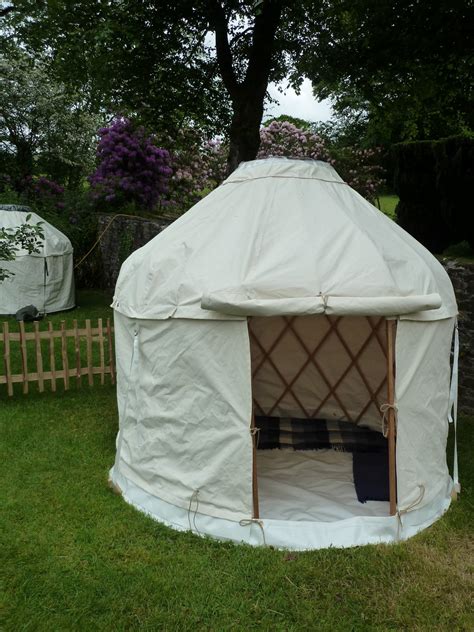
top-left (377, 194), bottom-right (399, 220)
top-left (2, 335), bottom-right (474, 628)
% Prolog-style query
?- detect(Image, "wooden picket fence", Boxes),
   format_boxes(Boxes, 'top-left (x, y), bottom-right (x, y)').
top-left (1, 318), bottom-right (115, 396)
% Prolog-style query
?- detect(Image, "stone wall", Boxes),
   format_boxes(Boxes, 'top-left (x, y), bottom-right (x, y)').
top-left (442, 259), bottom-right (474, 414)
top-left (96, 214), bottom-right (474, 414)
top-left (97, 214), bottom-right (172, 290)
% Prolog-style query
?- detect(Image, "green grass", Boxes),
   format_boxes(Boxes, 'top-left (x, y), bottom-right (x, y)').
top-left (1, 383), bottom-right (473, 630)
top-left (377, 194), bottom-right (399, 220)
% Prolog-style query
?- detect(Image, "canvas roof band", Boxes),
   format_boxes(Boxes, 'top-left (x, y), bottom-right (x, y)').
top-left (222, 174), bottom-right (347, 185)
top-left (201, 292), bottom-right (442, 318)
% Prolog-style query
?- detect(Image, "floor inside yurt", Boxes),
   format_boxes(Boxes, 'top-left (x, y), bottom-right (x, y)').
top-left (257, 449), bottom-right (389, 522)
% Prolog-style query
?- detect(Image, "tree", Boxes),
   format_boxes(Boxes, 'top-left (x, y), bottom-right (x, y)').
top-left (163, 119), bottom-right (385, 213)
top-left (3, 0), bottom-right (471, 171)
top-left (299, 0), bottom-right (473, 145)
top-left (1, 1), bottom-right (234, 148)
top-left (1, 1), bottom-right (329, 172)
top-left (0, 215), bottom-right (44, 282)
top-left (0, 51), bottom-right (102, 187)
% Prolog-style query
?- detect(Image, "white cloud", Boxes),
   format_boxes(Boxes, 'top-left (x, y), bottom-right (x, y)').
top-left (265, 79), bottom-right (333, 123)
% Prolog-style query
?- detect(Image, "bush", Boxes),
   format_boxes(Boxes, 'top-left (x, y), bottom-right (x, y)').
top-left (258, 121), bottom-right (385, 202)
top-left (89, 117), bottom-right (172, 212)
top-left (166, 127), bottom-right (227, 214)
top-left (165, 121), bottom-right (386, 213)
top-left (393, 136), bottom-right (474, 253)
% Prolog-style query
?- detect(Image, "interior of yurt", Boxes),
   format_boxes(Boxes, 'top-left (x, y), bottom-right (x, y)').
top-left (248, 314), bottom-right (397, 522)
top-left (110, 158), bottom-right (459, 550)
top-left (0, 204), bottom-right (75, 315)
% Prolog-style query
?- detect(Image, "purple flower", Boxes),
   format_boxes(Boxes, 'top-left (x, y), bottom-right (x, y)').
top-left (88, 117), bottom-right (172, 211)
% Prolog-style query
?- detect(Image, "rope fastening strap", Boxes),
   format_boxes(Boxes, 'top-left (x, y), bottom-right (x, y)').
top-left (187, 489), bottom-right (201, 535)
top-left (239, 518), bottom-right (267, 546)
top-left (380, 402), bottom-right (398, 438)
top-left (398, 484), bottom-right (425, 516)
top-left (250, 426), bottom-right (261, 448)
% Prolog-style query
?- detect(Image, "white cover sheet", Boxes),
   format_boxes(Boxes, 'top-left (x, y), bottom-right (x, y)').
top-left (258, 449), bottom-right (388, 522)
top-left (110, 159), bottom-right (459, 549)
top-left (113, 158), bottom-right (456, 322)
top-left (113, 314), bottom-right (253, 522)
top-left (110, 466), bottom-right (453, 550)
top-left (395, 318), bottom-right (455, 510)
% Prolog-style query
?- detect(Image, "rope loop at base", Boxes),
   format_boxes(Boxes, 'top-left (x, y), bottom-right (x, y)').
top-left (187, 489), bottom-right (201, 535)
top-left (239, 518), bottom-right (267, 546)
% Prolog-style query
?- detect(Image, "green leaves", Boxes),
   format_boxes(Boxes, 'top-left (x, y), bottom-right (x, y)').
top-left (0, 220), bottom-right (45, 282)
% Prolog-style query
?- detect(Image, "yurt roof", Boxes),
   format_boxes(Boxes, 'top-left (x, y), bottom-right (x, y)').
top-left (113, 158), bottom-right (457, 322)
top-left (0, 205), bottom-right (72, 256)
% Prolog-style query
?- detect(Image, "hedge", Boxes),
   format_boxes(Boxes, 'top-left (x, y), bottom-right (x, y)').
top-left (392, 135), bottom-right (473, 253)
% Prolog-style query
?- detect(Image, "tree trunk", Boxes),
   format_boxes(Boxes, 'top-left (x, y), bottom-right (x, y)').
top-left (210, 0), bottom-right (283, 175)
top-left (14, 140), bottom-right (34, 190)
top-left (227, 95), bottom-right (265, 173)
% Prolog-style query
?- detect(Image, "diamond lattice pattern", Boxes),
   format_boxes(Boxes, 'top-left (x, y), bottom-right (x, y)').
top-left (248, 315), bottom-right (388, 430)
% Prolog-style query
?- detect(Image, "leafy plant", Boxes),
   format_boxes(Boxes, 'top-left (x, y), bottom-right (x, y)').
top-left (0, 214), bottom-right (45, 282)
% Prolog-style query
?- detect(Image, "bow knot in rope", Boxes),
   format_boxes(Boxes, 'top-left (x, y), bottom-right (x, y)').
top-left (380, 402), bottom-right (398, 438)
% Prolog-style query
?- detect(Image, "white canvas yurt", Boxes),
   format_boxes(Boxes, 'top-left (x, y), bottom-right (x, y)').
top-left (110, 158), bottom-right (459, 550)
top-left (0, 205), bottom-right (75, 315)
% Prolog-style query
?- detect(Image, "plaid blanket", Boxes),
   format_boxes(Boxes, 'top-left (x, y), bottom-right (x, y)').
top-left (255, 415), bottom-right (387, 453)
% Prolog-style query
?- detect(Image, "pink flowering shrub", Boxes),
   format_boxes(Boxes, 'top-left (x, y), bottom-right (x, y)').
top-left (328, 146), bottom-right (385, 201)
top-left (166, 127), bottom-right (227, 212)
top-left (89, 118), bottom-right (172, 211)
top-left (258, 120), bottom-right (384, 201)
top-left (166, 120), bottom-right (384, 211)
top-left (258, 120), bottom-right (332, 163)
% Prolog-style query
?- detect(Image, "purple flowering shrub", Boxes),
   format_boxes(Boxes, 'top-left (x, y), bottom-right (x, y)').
top-left (17, 175), bottom-right (66, 211)
top-left (89, 118), bottom-right (172, 212)
top-left (326, 146), bottom-right (385, 201)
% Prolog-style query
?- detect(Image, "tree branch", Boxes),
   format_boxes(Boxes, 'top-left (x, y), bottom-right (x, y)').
top-left (209, 1), bottom-right (239, 100)
top-left (243, 0), bottom-right (283, 98)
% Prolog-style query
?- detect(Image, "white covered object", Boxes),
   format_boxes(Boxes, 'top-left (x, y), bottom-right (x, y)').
top-left (110, 158), bottom-right (458, 550)
top-left (0, 205), bottom-right (75, 314)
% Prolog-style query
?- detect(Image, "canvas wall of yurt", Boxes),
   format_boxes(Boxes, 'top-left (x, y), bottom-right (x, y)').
top-left (109, 158), bottom-right (459, 550)
top-left (0, 205), bottom-right (75, 315)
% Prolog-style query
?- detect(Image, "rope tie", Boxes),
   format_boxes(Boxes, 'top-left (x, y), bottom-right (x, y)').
top-left (250, 426), bottom-right (261, 448)
top-left (380, 402), bottom-right (398, 438)
top-left (239, 518), bottom-right (267, 546)
top-left (398, 485), bottom-right (426, 518)
top-left (320, 293), bottom-right (329, 310)
top-left (187, 489), bottom-right (201, 535)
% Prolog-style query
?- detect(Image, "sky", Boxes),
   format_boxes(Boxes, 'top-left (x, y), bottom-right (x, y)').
top-left (265, 79), bottom-right (334, 123)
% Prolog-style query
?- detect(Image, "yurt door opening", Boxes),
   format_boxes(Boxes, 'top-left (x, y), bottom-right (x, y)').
top-left (248, 315), bottom-right (397, 522)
